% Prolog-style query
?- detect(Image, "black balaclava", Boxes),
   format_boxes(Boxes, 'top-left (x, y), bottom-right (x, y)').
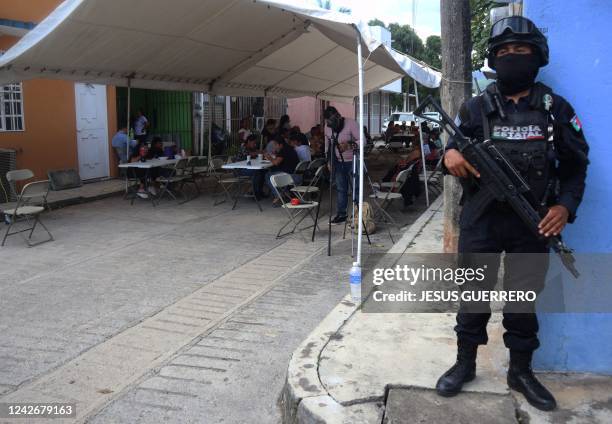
top-left (494, 53), bottom-right (541, 95)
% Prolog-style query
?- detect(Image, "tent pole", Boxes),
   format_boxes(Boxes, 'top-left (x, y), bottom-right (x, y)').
top-left (199, 92), bottom-right (205, 155)
top-left (414, 80), bottom-right (430, 207)
top-left (126, 77), bottom-right (132, 162)
top-left (261, 95), bottom-right (267, 151)
top-left (355, 27), bottom-right (365, 268)
top-left (208, 93), bottom-right (214, 165)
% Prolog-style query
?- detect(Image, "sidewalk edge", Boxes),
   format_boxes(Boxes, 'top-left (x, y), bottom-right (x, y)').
top-left (280, 197), bottom-right (444, 424)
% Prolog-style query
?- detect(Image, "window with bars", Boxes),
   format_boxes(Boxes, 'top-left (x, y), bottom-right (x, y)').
top-left (0, 84), bottom-right (25, 132)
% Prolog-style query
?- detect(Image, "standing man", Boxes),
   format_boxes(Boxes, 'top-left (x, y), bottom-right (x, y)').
top-left (435, 16), bottom-right (589, 411)
top-left (133, 108), bottom-right (149, 144)
top-left (324, 106), bottom-right (361, 224)
top-left (111, 122), bottom-right (137, 163)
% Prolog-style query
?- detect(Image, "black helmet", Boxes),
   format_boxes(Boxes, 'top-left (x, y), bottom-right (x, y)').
top-left (487, 16), bottom-right (549, 69)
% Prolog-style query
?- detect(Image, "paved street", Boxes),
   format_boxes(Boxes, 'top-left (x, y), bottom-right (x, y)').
top-left (0, 181), bottom-right (431, 423)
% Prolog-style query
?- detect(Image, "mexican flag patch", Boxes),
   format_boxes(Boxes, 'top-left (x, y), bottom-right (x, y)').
top-left (570, 115), bottom-right (582, 132)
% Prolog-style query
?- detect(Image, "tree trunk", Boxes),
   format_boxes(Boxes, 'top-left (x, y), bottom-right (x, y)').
top-left (440, 0), bottom-right (472, 253)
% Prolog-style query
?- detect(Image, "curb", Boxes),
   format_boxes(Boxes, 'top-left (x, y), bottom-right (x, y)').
top-left (280, 294), bottom-right (360, 424)
top-left (279, 197), bottom-right (444, 424)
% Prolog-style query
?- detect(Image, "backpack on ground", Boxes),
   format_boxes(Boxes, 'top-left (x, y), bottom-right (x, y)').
top-left (352, 201), bottom-right (376, 235)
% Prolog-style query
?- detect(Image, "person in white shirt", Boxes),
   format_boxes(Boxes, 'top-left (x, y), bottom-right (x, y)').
top-left (238, 117), bottom-right (252, 142)
top-left (289, 132), bottom-right (311, 162)
top-left (133, 108), bottom-right (149, 143)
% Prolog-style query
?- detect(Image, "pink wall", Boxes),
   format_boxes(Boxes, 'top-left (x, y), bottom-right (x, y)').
top-left (287, 97), bottom-right (355, 133)
top-left (331, 101), bottom-right (355, 120)
top-left (287, 97), bottom-right (318, 132)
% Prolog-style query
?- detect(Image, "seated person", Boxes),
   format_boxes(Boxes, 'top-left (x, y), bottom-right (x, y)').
top-left (129, 144), bottom-right (150, 198)
top-left (261, 119), bottom-right (277, 145)
top-left (145, 137), bottom-right (172, 184)
top-left (429, 129), bottom-right (443, 149)
top-left (425, 130), bottom-right (443, 166)
top-left (289, 132), bottom-right (312, 162)
top-left (147, 137), bottom-right (165, 159)
top-left (238, 118), bottom-right (252, 142)
top-left (306, 125), bottom-right (318, 142)
top-left (236, 134), bottom-right (266, 200)
top-left (420, 120), bottom-right (431, 137)
top-left (265, 135), bottom-right (300, 200)
top-left (310, 132), bottom-right (325, 159)
top-left (381, 147), bottom-right (423, 208)
top-left (111, 123), bottom-right (137, 163)
top-left (267, 127), bottom-right (289, 154)
top-left (385, 121), bottom-right (395, 141)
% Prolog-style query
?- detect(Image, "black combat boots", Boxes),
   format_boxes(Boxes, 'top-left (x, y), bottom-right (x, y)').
top-left (436, 341), bottom-right (478, 397)
top-left (507, 350), bottom-right (557, 411)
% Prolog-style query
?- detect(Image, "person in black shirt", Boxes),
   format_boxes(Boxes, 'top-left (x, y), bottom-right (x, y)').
top-left (265, 135), bottom-right (299, 201)
top-left (146, 137), bottom-right (165, 159)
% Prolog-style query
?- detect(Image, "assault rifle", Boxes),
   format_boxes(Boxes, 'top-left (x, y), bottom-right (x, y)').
top-left (415, 95), bottom-right (579, 278)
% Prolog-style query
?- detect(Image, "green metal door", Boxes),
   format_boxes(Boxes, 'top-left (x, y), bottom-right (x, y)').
top-left (116, 88), bottom-right (193, 152)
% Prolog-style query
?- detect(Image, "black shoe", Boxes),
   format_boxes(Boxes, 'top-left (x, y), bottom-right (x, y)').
top-left (330, 215), bottom-right (347, 225)
top-left (436, 341), bottom-right (477, 397)
top-left (507, 350), bottom-right (557, 411)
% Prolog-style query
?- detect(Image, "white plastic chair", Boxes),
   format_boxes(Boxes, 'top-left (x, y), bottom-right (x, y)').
top-left (369, 166), bottom-right (412, 228)
top-left (290, 165), bottom-right (325, 202)
top-left (271, 173), bottom-right (320, 242)
top-left (2, 170), bottom-right (53, 247)
top-left (212, 158), bottom-right (249, 208)
top-left (156, 158), bottom-right (189, 204)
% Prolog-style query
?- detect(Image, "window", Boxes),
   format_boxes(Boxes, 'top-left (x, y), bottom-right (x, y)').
top-left (0, 83), bottom-right (25, 131)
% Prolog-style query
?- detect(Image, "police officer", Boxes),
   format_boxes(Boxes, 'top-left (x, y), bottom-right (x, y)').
top-left (436, 16), bottom-right (589, 411)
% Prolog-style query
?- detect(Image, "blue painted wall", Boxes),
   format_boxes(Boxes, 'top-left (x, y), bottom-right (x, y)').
top-left (524, 0), bottom-right (612, 373)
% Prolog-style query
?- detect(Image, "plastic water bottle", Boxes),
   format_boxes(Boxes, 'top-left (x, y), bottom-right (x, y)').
top-left (349, 262), bottom-right (362, 302)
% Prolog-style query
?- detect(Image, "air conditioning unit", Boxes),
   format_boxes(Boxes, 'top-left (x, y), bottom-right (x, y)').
top-left (0, 148), bottom-right (17, 203)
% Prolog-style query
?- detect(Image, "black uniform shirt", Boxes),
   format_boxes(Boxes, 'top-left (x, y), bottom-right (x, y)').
top-left (446, 86), bottom-right (589, 222)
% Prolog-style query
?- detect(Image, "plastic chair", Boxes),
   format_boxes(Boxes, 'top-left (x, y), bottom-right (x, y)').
top-left (271, 173), bottom-right (320, 243)
top-left (303, 158), bottom-right (326, 183)
top-left (294, 160), bottom-right (310, 175)
top-left (2, 170), bottom-right (53, 247)
top-left (178, 156), bottom-right (202, 200)
top-left (155, 158), bottom-right (189, 204)
top-left (212, 158), bottom-right (249, 208)
top-left (291, 165), bottom-right (325, 202)
top-left (369, 166), bottom-right (412, 228)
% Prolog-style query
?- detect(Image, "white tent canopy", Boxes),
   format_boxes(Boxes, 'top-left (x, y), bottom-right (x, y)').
top-left (0, 0), bottom-right (442, 271)
top-left (0, 0), bottom-right (440, 100)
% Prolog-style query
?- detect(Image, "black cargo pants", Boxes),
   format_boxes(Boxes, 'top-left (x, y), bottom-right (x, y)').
top-left (455, 203), bottom-right (549, 352)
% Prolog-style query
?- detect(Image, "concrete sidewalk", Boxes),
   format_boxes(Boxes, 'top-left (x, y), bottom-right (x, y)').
top-left (282, 197), bottom-right (612, 424)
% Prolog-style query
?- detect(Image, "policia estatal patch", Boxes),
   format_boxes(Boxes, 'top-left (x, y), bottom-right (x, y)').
top-left (492, 124), bottom-right (545, 141)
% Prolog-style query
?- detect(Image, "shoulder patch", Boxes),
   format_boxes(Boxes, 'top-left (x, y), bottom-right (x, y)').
top-left (570, 114), bottom-right (582, 132)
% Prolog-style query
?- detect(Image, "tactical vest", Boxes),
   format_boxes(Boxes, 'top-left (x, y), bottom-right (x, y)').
top-left (489, 109), bottom-right (554, 206)
top-left (460, 83), bottom-right (557, 226)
